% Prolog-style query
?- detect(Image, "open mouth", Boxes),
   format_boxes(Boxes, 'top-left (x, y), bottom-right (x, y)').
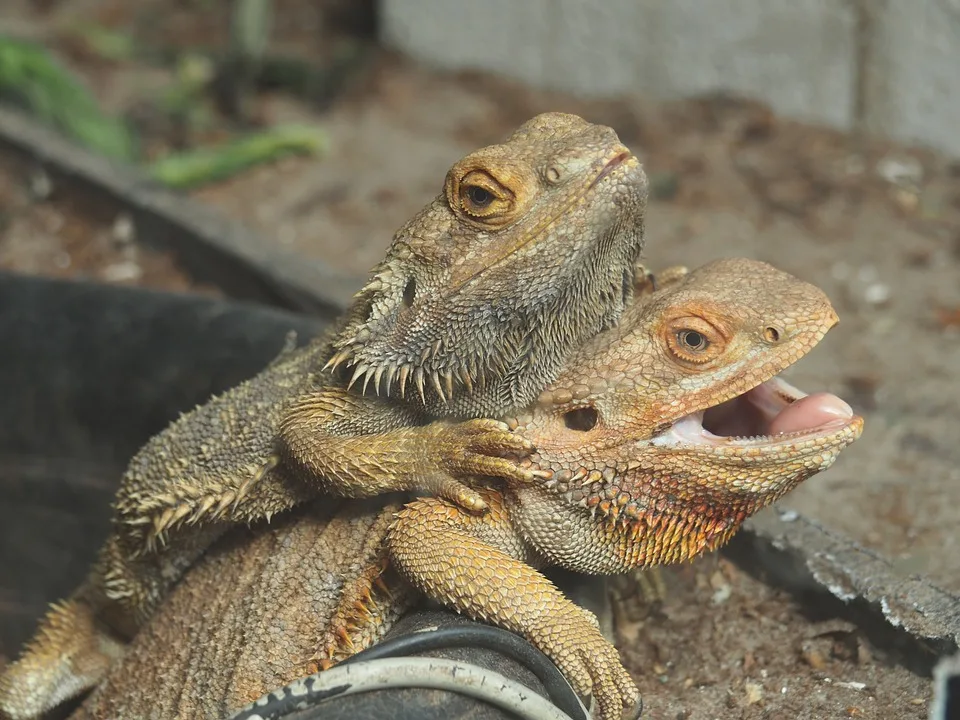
top-left (661, 376), bottom-right (859, 448)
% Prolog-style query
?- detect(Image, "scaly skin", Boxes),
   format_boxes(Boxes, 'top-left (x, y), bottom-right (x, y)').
top-left (66, 260), bottom-right (860, 720)
top-left (0, 113), bottom-right (649, 720)
top-left (387, 259), bottom-right (864, 719)
top-left (72, 498), bottom-right (415, 720)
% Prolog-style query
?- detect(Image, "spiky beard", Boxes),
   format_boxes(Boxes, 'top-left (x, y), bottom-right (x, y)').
top-left (325, 339), bottom-right (488, 404)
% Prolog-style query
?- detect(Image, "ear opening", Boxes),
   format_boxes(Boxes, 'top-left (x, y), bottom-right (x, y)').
top-left (563, 406), bottom-right (599, 432)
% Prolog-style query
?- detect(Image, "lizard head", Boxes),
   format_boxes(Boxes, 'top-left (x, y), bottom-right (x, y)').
top-left (507, 258), bottom-right (863, 572)
top-left (327, 112), bottom-right (649, 416)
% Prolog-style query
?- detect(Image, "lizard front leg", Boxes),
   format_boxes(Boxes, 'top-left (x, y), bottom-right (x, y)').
top-left (386, 489), bottom-right (640, 720)
top-left (116, 385), bottom-right (532, 558)
top-left (278, 387), bottom-right (536, 513)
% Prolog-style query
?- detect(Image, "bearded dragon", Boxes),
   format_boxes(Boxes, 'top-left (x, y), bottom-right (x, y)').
top-left (0, 112), bottom-right (649, 720)
top-left (64, 259), bottom-right (862, 720)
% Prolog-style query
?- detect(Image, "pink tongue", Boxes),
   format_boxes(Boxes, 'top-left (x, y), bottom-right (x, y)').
top-left (769, 393), bottom-right (853, 435)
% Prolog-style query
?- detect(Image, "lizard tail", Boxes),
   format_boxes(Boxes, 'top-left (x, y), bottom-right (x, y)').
top-left (0, 597), bottom-right (125, 720)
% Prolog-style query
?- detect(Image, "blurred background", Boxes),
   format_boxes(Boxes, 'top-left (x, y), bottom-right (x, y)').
top-left (0, 2), bottom-right (958, 717)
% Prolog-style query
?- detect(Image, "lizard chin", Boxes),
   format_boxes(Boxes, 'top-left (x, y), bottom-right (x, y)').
top-left (658, 377), bottom-right (863, 450)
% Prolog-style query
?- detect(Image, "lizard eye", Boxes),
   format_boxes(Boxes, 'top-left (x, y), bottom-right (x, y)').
top-left (677, 329), bottom-right (708, 352)
top-left (465, 185), bottom-right (493, 208)
top-left (665, 316), bottom-right (724, 366)
top-left (563, 406), bottom-right (598, 432)
top-left (451, 169), bottom-right (514, 222)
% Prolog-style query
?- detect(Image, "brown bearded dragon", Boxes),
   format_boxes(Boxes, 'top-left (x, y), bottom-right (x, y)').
top-left (65, 259), bottom-right (861, 720)
top-left (0, 112), bottom-right (649, 720)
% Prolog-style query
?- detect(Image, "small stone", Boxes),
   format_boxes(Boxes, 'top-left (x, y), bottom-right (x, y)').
top-left (709, 570), bottom-right (727, 590)
top-left (863, 283), bottom-right (890, 306)
top-left (876, 155), bottom-right (923, 187)
top-left (101, 261), bottom-right (144, 283)
top-left (744, 681), bottom-right (763, 705)
top-left (835, 680), bottom-right (867, 691)
top-left (711, 582), bottom-right (732, 606)
top-left (801, 646), bottom-right (827, 670)
top-left (892, 188), bottom-right (919, 214)
top-left (709, 569), bottom-right (732, 604)
top-left (112, 213), bottom-right (136, 245)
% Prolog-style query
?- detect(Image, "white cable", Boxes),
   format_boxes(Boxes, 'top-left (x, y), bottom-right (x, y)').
top-left (231, 656), bottom-right (583, 720)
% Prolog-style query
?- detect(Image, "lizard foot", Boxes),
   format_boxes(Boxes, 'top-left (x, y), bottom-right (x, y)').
top-left (530, 607), bottom-right (640, 720)
top-left (0, 598), bottom-right (125, 720)
top-left (431, 419), bottom-right (536, 513)
top-left (314, 559), bottom-right (415, 670)
top-left (636, 567), bottom-right (667, 604)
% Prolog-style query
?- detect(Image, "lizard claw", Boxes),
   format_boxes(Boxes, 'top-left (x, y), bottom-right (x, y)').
top-left (532, 608), bottom-right (639, 720)
top-left (622, 693), bottom-right (643, 720)
top-left (573, 644), bottom-right (640, 720)
top-left (436, 418), bottom-right (536, 492)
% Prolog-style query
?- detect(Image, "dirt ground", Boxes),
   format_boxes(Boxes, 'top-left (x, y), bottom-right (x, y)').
top-left (614, 562), bottom-right (930, 720)
top-left (1, 1), bottom-right (957, 718)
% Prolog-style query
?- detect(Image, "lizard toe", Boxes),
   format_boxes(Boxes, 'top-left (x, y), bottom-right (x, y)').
top-left (580, 644), bottom-right (638, 720)
top-left (459, 418), bottom-right (510, 437)
top-left (433, 476), bottom-right (490, 514)
top-left (455, 420), bottom-right (534, 458)
top-left (461, 453), bottom-right (535, 485)
top-left (450, 485), bottom-right (490, 513)
top-left (471, 431), bottom-right (535, 458)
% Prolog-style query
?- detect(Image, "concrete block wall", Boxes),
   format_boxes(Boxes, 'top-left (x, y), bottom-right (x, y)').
top-left (382, 0), bottom-right (960, 159)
